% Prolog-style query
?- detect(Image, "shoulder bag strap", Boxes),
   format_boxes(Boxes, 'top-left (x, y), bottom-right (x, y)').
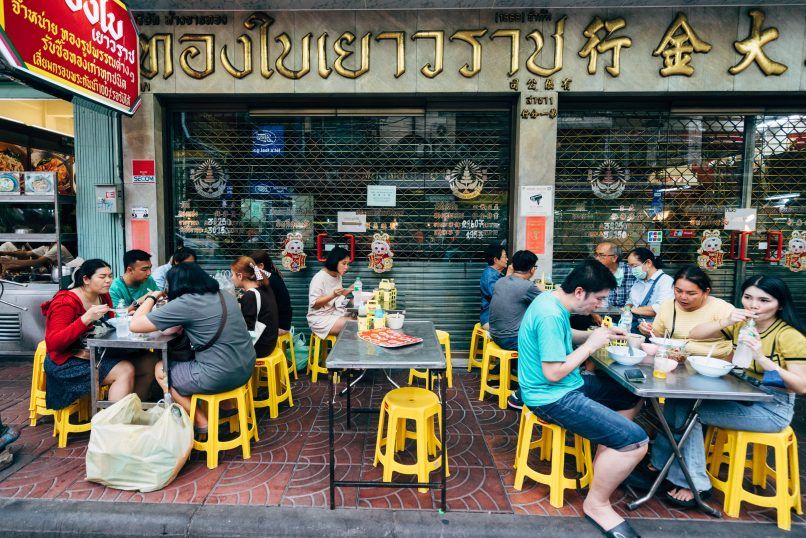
top-left (638, 274), bottom-right (662, 308)
top-left (193, 292), bottom-right (228, 353)
top-left (249, 287), bottom-right (262, 315)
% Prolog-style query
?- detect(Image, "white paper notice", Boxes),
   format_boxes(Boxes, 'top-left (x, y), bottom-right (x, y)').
top-left (724, 208), bottom-right (757, 232)
top-left (520, 186), bottom-right (553, 216)
top-left (337, 211), bottom-right (367, 233)
top-left (367, 185), bottom-right (397, 207)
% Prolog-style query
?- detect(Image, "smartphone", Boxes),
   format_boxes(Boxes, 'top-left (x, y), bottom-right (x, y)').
top-left (624, 368), bottom-right (647, 383)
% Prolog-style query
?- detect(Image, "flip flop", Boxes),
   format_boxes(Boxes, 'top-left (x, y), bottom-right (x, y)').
top-left (663, 488), bottom-right (712, 509)
top-left (584, 515), bottom-right (641, 538)
top-left (0, 427), bottom-right (19, 451)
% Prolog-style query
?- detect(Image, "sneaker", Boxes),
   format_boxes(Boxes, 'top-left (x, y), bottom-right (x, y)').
top-left (507, 390), bottom-right (523, 410)
top-left (0, 426), bottom-right (19, 451)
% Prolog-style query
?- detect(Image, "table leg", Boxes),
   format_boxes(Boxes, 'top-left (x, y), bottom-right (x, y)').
top-left (346, 370), bottom-right (352, 430)
top-left (383, 369), bottom-right (400, 389)
top-left (439, 370), bottom-right (447, 512)
top-left (627, 398), bottom-right (721, 517)
top-left (89, 346), bottom-right (99, 416)
top-left (339, 369), bottom-right (367, 396)
top-left (329, 370), bottom-right (336, 510)
top-left (161, 349), bottom-right (172, 405)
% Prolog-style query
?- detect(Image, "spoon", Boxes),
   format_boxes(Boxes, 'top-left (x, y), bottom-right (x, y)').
top-left (705, 342), bottom-right (717, 361)
top-left (626, 338), bottom-right (635, 357)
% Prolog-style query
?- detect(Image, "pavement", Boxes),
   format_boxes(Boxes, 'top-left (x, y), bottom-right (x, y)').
top-left (0, 359), bottom-right (802, 537)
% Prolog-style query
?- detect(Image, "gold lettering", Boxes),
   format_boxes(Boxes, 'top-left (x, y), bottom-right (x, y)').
top-left (526, 17), bottom-right (566, 77)
top-left (412, 31), bottom-right (444, 78)
top-left (578, 16), bottom-right (632, 77)
top-left (275, 32), bottom-right (312, 79)
top-left (729, 9), bottom-right (787, 76)
top-left (221, 35), bottom-right (252, 79)
top-left (139, 33), bottom-right (173, 80)
top-left (653, 13), bottom-right (712, 77)
top-left (243, 12), bottom-right (273, 79)
top-left (490, 29), bottom-right (520, 76)
top-left (334, 32), bottom-right (371, 79)
top-left (317, 33), bottom-right (332, 78)
top-left (450, 29), bottom-right (487, 78)
top-left (179, 34), bottom-right (215, 79)
top-left (375, 31), bottom-right (406, 78)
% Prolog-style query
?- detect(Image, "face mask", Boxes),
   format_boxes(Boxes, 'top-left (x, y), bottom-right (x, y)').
top-left (631, 265), bottom-right (647, 280)
top-left (613, 267), bottom-right (624, 287)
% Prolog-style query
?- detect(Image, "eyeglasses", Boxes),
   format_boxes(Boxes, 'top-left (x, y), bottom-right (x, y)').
top-left (594, 252), bottom-right (616, 258)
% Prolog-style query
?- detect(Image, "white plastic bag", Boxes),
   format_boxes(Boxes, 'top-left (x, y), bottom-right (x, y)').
top-left (86, 394), bottom-right (193, 492)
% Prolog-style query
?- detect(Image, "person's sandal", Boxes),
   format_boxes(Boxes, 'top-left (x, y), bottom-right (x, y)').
top-left (663, 488), bottom-right (712, 509)
top-left (584, 515), bottom-right (641, 538)
top-left (0, 426), bottom-right (19, 451)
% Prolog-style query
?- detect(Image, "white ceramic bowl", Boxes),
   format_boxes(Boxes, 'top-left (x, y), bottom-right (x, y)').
top-left (650, 337), bottom-right (687, 349)
top-left (607, 345), bottom-right (646, 366)
top-left (687, 355), bottom-right (734, 377)
top-left (387, 313), bottom-right (405, 330)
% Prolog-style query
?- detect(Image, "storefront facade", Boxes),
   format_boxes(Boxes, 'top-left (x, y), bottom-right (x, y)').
top-left (124, 5), bottom-right (806, 349)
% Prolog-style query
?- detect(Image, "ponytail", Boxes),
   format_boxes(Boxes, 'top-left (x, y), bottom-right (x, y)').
top-left (231, 256), bottom-right (270, 289)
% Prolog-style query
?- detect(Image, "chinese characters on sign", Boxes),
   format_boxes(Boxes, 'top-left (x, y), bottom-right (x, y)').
top-left (135, 9), bottom-right (792, 87)
top-left (0, 0), bottom-right (141, 114)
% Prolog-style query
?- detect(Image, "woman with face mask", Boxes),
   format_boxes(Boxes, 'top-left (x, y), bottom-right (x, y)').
top-left (625, 248), bottom-right (674, 332)
top-left (637, 265), bottom-right (735, 358)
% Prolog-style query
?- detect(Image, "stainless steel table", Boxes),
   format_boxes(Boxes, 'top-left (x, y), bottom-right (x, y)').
top-left (86, 331), bottom-right (177, 415)
top-left (592, 354), bottom-right (773, 517)
top-left (325, 320), bottom-right (448, 511)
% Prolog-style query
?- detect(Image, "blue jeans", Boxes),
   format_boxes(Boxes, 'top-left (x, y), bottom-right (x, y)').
top-left (492, 334), bottom-right (518, 352)
top-left (533, 374), bottom-right (647, 451)
top-left (650, 389), bottom-right (795, 492)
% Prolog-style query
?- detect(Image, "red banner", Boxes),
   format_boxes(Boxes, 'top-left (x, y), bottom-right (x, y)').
top-left (0, 0), bottom-right (140, 115)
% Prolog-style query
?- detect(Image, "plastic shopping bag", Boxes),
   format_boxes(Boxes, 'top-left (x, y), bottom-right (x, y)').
top-left (292, 327), bottom-right (309, 371)
top-left (85, 394), bottom-right (193, 492)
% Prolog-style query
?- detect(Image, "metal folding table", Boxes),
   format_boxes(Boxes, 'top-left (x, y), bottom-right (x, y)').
top-left (591, 354), bottom-right (773, 517)
top-left (325, 320), bottom-right (448, 511)
top-left (86, 331), bottom-right (176, 415)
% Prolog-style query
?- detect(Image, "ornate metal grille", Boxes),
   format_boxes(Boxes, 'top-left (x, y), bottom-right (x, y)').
top-left (553, 111), bottom-right (745, 298)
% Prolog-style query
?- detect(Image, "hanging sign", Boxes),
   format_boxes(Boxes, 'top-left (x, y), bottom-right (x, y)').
top-left (281, 232), bottom-right (307, 272)
top-left (0, 0), bottom-right (141, 115)
top-left (520, 186), bottom-right (553, 216)
top-left (696, 230), bottom-right (725, 271)
top-left (525, 216), bottom-right (546, 255)
top-left (368, 233), bottom-right (394, 273)
top-left (367, 185), bottom-right (396, 207)
top-left (252, 126), bottom-right (284, 156)
top-left (783, 231), bottom-right (804, 272)
top-left (132, 160), bottom-right (155, 184)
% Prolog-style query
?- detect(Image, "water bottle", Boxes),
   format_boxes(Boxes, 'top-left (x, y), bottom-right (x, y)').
top-left (353, 277), bottom-right (363, 306)
top-left (374, 307), bottom-right (386, 328)
top-left (619, 307), bottom-right (633, 333)
top-left (114, 300), bottom-right (130, 338)
top-left (732, 319), bottom-right (756, 369)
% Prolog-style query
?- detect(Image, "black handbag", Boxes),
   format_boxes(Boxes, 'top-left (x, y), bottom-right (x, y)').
top-left (168, 292), bottom-right (227, 361)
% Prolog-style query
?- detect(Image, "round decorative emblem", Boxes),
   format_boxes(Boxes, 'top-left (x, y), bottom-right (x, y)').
top-left (448, 159), bottom-right (485, 200)
top-left (191, 159), bottom-right (228, 199)
top-left (589, 159), bottom-right (628, 200)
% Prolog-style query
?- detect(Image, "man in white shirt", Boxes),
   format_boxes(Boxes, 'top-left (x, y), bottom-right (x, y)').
top-left (625, 247), bottom-right (674, 329)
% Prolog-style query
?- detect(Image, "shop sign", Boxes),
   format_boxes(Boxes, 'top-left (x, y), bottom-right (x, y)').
top-left (724, 208), bottom-right (757, 232)
top-left (589, 159), bottom-right (628, 200)
top-left (0, 0), bottom-right (140, 115)
top-left (367, 185), bottom-right (396, 207)
top-left (132, 159), bottom-right (155, 183)
top-left (447, 159), bottom-right (486, 200)
top-left (252, 126), bottom-right (284, 156)
top-left (337, 211), bottom-right (367, 233)
top-left (191, 159), bottom-right (228, 198)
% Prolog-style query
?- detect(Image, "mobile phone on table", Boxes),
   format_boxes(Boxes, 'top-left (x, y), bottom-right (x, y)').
top-left (624, 368), bottom-right (647, 383)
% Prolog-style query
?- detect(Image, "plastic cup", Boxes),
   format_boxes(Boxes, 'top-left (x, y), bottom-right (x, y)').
top-left (114, 318), bottom-right (131, 338)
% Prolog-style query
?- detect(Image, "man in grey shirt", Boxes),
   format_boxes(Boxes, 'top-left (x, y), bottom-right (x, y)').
top-left (488, 250), bottom-right (541, 410)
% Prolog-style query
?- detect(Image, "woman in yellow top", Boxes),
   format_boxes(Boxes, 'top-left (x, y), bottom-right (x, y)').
top-left (647, 274), bottom-right (805, 508)
top-left (638, 265), bottom-right (735, 358)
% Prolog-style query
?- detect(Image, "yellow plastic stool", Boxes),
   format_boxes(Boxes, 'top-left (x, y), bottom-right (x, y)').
top-left (53, 398), bottom-right (92, 448)
top-left (277, 332), bottom-right (298, 380)
top-left (307, 334), bottom-right (337, 383)
top-left (252, 346), bottom-right (294, 418)
top-left (479, 341), bottom-right (518, 409)
top-left (467, 323), bottom-right (489, 372)
top-left (407, 330), bottom-right (453, 390)
top-left (190, 383), bottom-right (255, 469)
top-left (705, 426), bottom-right (802, 530)
top-left (29, 341), bottom-right (56, 427)
top-left (373, 387), bottom-right (448, 493)
top-left (513, 407), bottom-right (593, 508)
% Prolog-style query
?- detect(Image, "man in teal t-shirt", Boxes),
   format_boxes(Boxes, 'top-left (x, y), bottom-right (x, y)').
top-left (109, 249), bottom-right (161, 310)
top-left (517, 259), bottom-right (647, 538)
